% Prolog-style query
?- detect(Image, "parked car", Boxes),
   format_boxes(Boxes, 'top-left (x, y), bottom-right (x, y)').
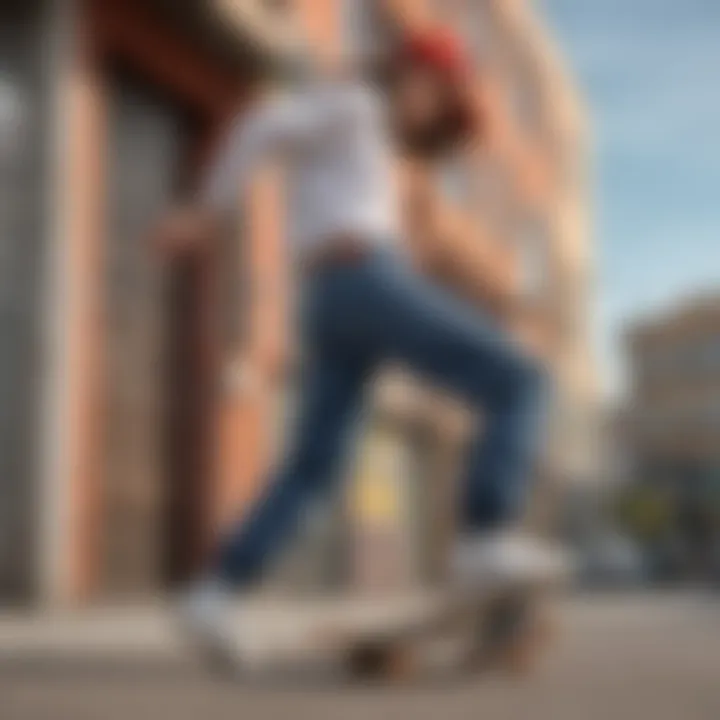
top-left (578, 532), bottom-right (648, 588)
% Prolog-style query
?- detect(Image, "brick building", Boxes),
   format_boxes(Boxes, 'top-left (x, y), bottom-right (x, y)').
top-left (626, 294), bottom-right (720, 487)
top-left (624, 294), bottom-right (720, 577)
top-left (0, 0), bottom-right (596, 607)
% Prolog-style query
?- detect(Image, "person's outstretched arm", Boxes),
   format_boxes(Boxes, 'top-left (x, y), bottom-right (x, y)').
top-left (153, 84), bottom-right (368, 253)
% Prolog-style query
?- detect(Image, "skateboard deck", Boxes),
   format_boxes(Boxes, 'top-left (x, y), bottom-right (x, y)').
top-left (319, 582), bottom-right (556, 680)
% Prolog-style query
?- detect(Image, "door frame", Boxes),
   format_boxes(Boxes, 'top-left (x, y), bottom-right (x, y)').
top-left (56, 0), bottom-right (248, 603)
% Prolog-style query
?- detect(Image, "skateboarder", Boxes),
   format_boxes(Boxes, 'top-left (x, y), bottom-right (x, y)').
top-left (155, 28), bottom-right (568, 663)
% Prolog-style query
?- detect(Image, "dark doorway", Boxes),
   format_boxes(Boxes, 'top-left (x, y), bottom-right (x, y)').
top-left (0, 0), bottom-right (47, 603)
top-left (101, 69), bottom-right (203, 597)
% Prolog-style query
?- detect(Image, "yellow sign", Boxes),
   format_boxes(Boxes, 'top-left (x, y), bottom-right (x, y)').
top-left (353, 430), bottom-right (405, 523)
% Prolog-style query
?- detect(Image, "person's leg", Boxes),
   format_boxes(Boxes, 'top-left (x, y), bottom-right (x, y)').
top-left (457, 366), bottom-right (548, 530)
top-left (352, 253), bottom-right (548, 534)
top-left (179, 266), bottom-right (375, 665)
top-left (212, 338), bottom-right (372, 588)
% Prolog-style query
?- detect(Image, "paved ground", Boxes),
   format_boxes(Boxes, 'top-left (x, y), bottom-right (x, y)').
top-left (2, 592), bottom-right (720, 720)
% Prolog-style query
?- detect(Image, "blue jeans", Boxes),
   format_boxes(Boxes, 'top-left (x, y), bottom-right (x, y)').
top-left (214, 248), bottom-right (548, 587)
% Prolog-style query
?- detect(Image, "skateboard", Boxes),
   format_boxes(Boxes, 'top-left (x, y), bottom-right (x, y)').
top-left (322, 582), bottom-right (556, 681)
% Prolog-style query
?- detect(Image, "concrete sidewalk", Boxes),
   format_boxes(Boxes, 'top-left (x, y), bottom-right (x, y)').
top-left (0, 593), bottom-right (441, 664)
top-left (3, 593), bottom-right (720, 720)
top-left (1, 591), bottom-right (716, 663)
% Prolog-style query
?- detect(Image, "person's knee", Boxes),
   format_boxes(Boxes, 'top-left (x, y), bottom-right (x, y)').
top-left (503, 352), bottom-right (549, 409)
top-left (522, 355), bottom-right (549, 396)
top-left (454, 332), bottom-right (549, 411)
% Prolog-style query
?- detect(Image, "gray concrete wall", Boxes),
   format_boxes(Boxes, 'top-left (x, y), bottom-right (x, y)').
top-left (0, 0), bottom-right (49, 603)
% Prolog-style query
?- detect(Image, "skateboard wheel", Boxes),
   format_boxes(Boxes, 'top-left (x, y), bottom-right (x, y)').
top-left (498, 606), bottom-right (553, 676)
top-left (346, 642), bottom-right (416, 680)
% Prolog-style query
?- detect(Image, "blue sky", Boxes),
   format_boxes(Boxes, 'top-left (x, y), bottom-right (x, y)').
top-left (540, 0), bottom-right (720, 398)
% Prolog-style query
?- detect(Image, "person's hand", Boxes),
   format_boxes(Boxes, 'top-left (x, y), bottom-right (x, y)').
top-left (222, 338), bottom-right (290, 399)
top-left (222, 357), bottom-right (262, 399)
top-left (151, 205), bottom-right (216, 257)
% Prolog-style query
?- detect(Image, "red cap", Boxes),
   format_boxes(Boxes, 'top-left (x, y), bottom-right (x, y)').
top-left (396, 28), bottom-right (472, 84)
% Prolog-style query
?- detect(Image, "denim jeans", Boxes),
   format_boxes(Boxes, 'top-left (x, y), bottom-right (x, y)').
top-left (214, 248), bottom-right (548, 587)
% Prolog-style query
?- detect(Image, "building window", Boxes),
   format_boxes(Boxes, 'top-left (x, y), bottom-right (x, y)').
top-left (506, 67), bottom-right (542, 137)
top-left (0, 77), bottom-right (25, 297)
top-left (438, 158), bottom-right (473, 206)
top-left (263, 0), bottom-right (292, 13)
top-left (701, 337), bottom-right (720, 369)
top-left (465, 1), bottom-right (497, 64)
top-left (516, 215), bottom-right (550, 302)
top-left (0, 76), bottom-right (24, 160)
top-left (340, 0), bottom-right (384, 59)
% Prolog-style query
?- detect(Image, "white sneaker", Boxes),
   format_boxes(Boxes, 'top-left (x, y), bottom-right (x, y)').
top-left (451, 531), bottom-right (574, 591)
top-left (177, 578), bottom-right (243, 674)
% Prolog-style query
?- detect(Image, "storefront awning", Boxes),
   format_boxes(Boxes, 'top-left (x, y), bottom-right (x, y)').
top-left (144, 0), bottom-right (294, 79)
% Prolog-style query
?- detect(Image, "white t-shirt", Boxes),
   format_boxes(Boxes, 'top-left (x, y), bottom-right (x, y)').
top-left (200, 80), bottom-right (399, 260)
